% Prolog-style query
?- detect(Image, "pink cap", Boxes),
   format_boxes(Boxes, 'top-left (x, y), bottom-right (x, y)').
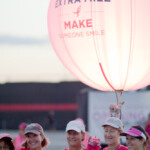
top-left (0, 133), bottom-right (12, 140)
top-left (19, 122), bottom-right (27, 129)
top-left (121, 127), bottom-right (146, 140)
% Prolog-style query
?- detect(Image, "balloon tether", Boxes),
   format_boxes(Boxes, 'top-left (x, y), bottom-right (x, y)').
top-left (109, 90), bottom-right (124, 119)
top-left (116, 90), bottom-right (123, 119)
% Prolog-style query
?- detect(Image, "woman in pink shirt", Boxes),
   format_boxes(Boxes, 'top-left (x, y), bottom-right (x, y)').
top-left (0, 133), bottom-right (15, 150)
top-left (102, 117), bottom-right (128, 150)
top-left (21, 123), bottom-right (49, 150)
top-left (121, 125), bottom-right (149, 150)
top-left (14, 122), bottom-right (27, 150)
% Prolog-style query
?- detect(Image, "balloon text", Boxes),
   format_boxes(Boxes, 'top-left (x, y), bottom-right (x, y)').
top-left (55, 0), bottom-right (110, 8)
top-left (64, 19), bottom-right (92, 29)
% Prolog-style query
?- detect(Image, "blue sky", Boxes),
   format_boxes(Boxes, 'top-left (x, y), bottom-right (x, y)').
top-left (0, 0), bottom-right (77, 83)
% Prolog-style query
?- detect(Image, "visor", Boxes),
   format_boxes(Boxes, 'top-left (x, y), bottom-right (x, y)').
top-left (121, 127), bottom-right (146, 140)
top-left (0, 134), bottom-right (12, 140)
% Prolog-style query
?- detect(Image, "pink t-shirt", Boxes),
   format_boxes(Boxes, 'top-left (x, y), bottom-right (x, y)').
top-left (14, 135), bottom-right (26, 150)
top-left (82, 131), bottom-right (89, 148)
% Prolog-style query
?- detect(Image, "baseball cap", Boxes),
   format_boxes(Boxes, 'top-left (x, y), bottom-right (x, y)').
top-left (66, 120), bottom-right (85, 133)
top-left (102, 117), bottom-right (124, 130)
top-left (24, 123), bottom-right (44, 135)
top-left (0, 133), bottom-right (12, 140)
top-left (120, 127), bottom-right (146, 140)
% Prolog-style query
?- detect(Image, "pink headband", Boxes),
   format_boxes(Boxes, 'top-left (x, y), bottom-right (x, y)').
top-left (121, 127), bottom-right (146, 140)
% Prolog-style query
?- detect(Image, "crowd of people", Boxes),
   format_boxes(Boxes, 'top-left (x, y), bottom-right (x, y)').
top-left (0, 116), bottom-right (150, 150)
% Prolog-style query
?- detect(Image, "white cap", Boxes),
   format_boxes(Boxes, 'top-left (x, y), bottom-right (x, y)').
top-left (102, 117), bottom-right (124, 130)
top-left (66, 120), bottom-right (85, 133)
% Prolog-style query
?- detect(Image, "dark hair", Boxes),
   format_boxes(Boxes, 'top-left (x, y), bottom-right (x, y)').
top-left (0, 138), bottom-right (15, 150)
top-left (132, 125), bottom-right (149, 150)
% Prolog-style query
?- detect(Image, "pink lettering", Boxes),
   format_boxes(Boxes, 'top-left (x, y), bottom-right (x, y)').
top-left (79, 20), bottom-right (85, 28)
top-left (64, 19), bottom-right (93, 29)
top-left (64, 21), bottom-right (71, 29)
top-left (72, 20), bottom-right (78, 28)
top-left (86, 19), bottom-right (92, 27)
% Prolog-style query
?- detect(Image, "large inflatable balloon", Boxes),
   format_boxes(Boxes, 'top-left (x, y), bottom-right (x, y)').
top-left (47, 0), bottom-right (150, 91)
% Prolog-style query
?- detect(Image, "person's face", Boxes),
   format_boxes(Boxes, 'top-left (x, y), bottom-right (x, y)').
top-left (126, 135), bottom-right (144, 150)
top-left (0, 140), bottom-right (10, 150)
top-left (67, 130), bottom-right (84, 147)
top-left (25, 133), bottom-right (43, 150)
top-left (104, 126), bottom-right (121, 146)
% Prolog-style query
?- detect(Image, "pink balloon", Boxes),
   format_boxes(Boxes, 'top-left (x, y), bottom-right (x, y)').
top-left (47, 0), bottom-right (150, 91)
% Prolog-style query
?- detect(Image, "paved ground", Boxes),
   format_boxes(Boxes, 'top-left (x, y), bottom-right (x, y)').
top-left (0, 130), bottom-right (68, 150)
